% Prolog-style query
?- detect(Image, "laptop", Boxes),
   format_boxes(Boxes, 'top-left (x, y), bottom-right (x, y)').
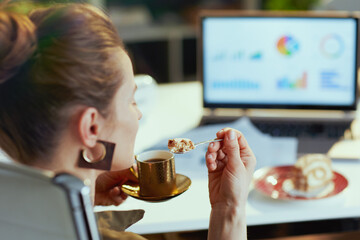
top-left (198, 10), bottom-right (359, 153)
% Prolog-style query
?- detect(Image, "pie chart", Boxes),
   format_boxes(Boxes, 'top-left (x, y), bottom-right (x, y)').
top-left (277, 36), bottom-right (299, 56)
top-left (320, 34), bottom-right (344, 59)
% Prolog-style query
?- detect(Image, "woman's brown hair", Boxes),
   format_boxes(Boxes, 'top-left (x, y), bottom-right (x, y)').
top-left (0, 3), bottom-right (125, 164)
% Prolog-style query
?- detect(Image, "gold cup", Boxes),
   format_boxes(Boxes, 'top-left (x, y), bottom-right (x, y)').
top-left (135, 150), bottom-right (177, 197)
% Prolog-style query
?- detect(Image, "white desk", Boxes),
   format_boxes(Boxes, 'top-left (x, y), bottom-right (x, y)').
top-left (95, 81), bottom-right (360, 235)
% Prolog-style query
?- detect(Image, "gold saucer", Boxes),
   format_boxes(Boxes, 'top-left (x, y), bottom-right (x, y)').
top-left (121, 174), bottom-right (191, 202)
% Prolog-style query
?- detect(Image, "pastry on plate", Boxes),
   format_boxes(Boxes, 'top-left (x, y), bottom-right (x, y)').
top-left (291, 154), bottom-right (333, 192)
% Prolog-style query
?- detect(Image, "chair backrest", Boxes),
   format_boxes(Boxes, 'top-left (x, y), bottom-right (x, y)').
top-left (0, 161), bottom-right (100, 240)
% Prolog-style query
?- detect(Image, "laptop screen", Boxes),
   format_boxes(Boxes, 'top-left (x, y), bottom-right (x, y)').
top-left (200, 12), bottom-right (359, 110)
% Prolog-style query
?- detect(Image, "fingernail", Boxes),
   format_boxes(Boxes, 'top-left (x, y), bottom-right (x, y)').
top-left (210, 142), bottom-right (214, 148)
top-left (229, 130), bottom-right (236, 140)
top-left (208, 154), bottom-right (213, 160)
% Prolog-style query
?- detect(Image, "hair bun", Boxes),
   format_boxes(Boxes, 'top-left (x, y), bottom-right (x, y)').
top-left (0, 11), bottom-right (36, 84)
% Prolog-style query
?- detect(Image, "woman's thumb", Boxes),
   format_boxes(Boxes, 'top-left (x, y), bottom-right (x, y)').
top-left (223, 130), bottom-right (242, 173)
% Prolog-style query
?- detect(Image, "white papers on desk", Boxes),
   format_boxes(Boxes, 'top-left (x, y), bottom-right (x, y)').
top-left (351, 119), bottom-right (360, 139)
top-left (328, 140), bottom-right (360, 160)
top-left (146, 117), bottom-right (298, 179)
top-left (327, 119), bottom-right (360, 160)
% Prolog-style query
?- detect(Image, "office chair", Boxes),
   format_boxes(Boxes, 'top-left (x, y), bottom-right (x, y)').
top-left (0, 161), bottom-right (100, 240)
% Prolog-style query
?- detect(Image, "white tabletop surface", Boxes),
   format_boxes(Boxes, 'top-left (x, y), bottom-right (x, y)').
top-left (95, 81), bottom-right (360, 235)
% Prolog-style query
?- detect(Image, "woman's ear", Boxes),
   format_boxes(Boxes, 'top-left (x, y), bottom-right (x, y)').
top-left (78, 107), bottom-right (103, 148)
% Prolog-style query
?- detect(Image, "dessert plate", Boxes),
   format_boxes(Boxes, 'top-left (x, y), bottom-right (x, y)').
top-left (121, 174), bottom-right (191, 202)
top-left (253, 165), bottom-right (348, 200)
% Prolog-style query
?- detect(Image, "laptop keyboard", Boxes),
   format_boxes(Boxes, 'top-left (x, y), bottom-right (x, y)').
top-left (252, 119), bottom-right (351, 138)
top-left (200, 116), bottom-right (352, 139)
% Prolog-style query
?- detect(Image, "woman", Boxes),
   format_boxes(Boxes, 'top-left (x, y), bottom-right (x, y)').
top-left (0, 3), bottom-right (256, 239)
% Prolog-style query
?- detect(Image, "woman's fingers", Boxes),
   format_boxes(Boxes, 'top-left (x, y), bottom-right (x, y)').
top-left (207, 140), bottom-right (222, 153)
top-left (206, 140), bottom-right (221, 171)
top-left (216, 128), bottom-right (224, 138)
top-left (109, 186), bottom-right (128, 206)
top-left (207, 127), bottom-right (256, 175)
top-left (217, 127), bottom-right (256, 170)
top-left (206, 152), bottom-right (217, 171)
top-left (122, 167), bottom-right (139, 182)
top-left (206, 149), bottom-right (227, 172)
top-left (222, 130), bottom-right (244, 175)
top-left (217, 149), bottom-right (226, 160)
top-left (238, 134), bottom-right (256, 171)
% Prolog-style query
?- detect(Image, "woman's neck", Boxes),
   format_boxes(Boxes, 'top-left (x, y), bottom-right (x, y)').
top-left (34, 155), bottom-right (101, 204)
top-left (32, 135), bottom-right (102, 204)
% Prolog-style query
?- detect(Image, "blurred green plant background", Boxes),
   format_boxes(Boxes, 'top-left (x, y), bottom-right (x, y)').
top-left (1, 0), bottom-right (73, 14)
top-left (263, 0), bottom-right (320, 10)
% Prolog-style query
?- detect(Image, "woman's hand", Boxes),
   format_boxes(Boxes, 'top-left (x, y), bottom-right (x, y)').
top-left (94, 166), bottom-right (138, 206)
top-left (206, 128), bottom-right (256, 240)
top-left (206, 128), bottom-right (256, 208)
